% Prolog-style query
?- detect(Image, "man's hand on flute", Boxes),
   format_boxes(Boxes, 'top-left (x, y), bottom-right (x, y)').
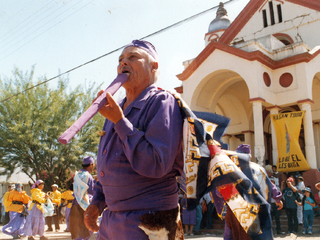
top-left (84, 204), bottom-right (100, 232)
top-left (95, 91), bottom-right (124, 124)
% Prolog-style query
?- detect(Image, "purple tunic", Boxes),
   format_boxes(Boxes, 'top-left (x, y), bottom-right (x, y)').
top-left (92, 85), bottom-right (184, 212)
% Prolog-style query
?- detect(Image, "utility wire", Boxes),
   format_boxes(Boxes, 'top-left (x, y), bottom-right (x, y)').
top-left (0, 1), bottom-right (34, 29)
top-left (0, 0), bottom-right (86, 58)
top-left (1, 0), bottom-right (236, 103)
top-left (0, 2), bottom-right (52, 40)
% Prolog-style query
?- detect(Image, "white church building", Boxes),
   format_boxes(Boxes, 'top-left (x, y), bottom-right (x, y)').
top-left (176, 0), bottom-right (320, 183)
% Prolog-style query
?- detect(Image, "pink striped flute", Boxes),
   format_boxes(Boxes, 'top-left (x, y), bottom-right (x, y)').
top-left (58, 73), bottom-right (129, 145)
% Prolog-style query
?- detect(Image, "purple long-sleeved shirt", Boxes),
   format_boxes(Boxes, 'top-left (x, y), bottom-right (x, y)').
top-left (91, 85), bottom-right (184, 212)
top-left (271, 182), bottom-right (282, 203)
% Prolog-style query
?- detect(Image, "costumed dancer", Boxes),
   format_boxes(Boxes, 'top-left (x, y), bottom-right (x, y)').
top-left (22, 180), bottom-right (49, 240)
top-left (222, 144), bottom-right (283, 240)
top-left (69, 156), bottom-right (95, 240)
top-left (84, 40), bottom-right (184, 240)
top-left (61, 185), bottom-right (74, 232)
top-left (45, 184), bottom-right (61, 232)
top-left (2, 183), bottom-right (30, 239)
top-left (3, 184), bottom-right (15, 224)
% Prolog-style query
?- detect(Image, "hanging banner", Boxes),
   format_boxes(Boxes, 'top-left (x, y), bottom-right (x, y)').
top-left (270, 111), bottom-right (310, 172)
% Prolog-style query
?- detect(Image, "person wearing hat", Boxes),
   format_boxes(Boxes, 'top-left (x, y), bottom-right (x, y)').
top-left (269, 177), bottom-right (284, 235)
top-left (2, 183), bottom-right (30, 239)
top-left (45, 184), bottom-right (61, 232)
top-left (296, 175), bottom-right (305, 225)
top-left (295, 187), bottom-right (316, 234)
top-left (2, 184), bottom-right (14, 225)
top-left (69, 156), bottom-right (95, 240)
top-left (222, 144), bottom-right (283, 240)
top-left (22, 179), bottom-right (49, 240)
top-left (60, 181), bottom-right (74, 233)
top-left (281, 177), bottom-right (299, 234)
top-left (84, 40), bottom-right (184, 240)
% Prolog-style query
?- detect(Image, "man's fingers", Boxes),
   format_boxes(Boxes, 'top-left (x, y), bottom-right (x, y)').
top-left (84, 214), bottom-right (99, 232)
top-left (106, 92), bottom-right (116, 107)
top-left (84, 205), bottom-right (100, 232)
top-left (92, 90), bottom-right (105, 104)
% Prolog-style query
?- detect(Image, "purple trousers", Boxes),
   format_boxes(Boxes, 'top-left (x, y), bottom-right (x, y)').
top-left (97, 209), bottom-right (150, 240)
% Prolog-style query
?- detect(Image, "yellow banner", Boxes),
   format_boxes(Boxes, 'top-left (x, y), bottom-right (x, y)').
top-left (270, 111), bottom-right (310, 172)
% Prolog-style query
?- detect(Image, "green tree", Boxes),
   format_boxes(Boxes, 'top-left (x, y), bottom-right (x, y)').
top-left (0, 67), bottom-right (104, 191)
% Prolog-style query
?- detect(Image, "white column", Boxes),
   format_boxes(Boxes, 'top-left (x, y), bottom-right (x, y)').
top-left (300, 102), bottom-right (317, 169)
top-left (252, 101), bottom-right (265, 166)
top-left (268, 107), bottom-right (281, 166)
top-left (243, 131), bottom-right (253, 147)
top-left (229, 135), bottom-right (238, 151)
top-left (313, 122), bottom-right (320, 169)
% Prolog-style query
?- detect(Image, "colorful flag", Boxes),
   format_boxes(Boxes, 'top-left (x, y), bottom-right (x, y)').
top-left (172, 93), bottom-right (274, 239)
top-left (271, 111), bottom-right (310, 172)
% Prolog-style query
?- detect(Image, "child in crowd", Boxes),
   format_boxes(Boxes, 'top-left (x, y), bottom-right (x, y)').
top-left (295, 187), bottom-right (316, 235)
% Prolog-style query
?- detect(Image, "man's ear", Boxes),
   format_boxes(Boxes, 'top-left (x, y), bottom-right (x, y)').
top-left (152, 62), bottom-right (158, 72)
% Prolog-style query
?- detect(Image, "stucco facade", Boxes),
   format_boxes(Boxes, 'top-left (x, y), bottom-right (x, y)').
top-left (176, 0), bottom-right (320, 173)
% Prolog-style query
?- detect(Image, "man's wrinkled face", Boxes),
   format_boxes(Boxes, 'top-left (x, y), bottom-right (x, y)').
top-left (52, 186), bottom-right (57, 192)
top-left (117, 46), bottom-right (156, 91)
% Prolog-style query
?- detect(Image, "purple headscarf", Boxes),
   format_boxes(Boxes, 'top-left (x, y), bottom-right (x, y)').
top-left (235, 144), bottom-right (251, 154)
top-left (83, 156), bottom-right (95, 165)
top-left (125, 40), bottom-right (158, 61)
top-left (32, 179), bottom-right (44, 189)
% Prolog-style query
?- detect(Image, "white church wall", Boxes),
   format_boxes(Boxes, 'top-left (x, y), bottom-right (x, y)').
top-left (233, 2), bottom-right (319, 49)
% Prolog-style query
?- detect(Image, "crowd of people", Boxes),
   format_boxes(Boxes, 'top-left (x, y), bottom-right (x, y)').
top-left (179, 158), bottom-right (320, 238)
top-left (1, 156), bottom-right (95, 240)
top-left (2, 39), bottom-right (320, 240)
top-left (265, 165), bottom-right (320, 236)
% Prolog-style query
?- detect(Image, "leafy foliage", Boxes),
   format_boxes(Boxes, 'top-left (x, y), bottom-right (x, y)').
top-left (0, 67), bottom-right (104, 191)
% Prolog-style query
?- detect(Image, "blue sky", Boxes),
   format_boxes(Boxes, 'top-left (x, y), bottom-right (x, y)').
top-left (0, 0), bottom-right (250, 98)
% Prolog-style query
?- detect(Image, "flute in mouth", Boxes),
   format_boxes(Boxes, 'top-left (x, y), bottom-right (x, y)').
top-left (58, 73), bottom-right (129, 145)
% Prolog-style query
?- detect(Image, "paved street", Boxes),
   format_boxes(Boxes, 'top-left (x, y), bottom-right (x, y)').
top-left (1, 223), bottom-right (320, 240)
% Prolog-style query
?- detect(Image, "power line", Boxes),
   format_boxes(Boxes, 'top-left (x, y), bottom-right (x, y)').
top-left (0, 0), bottom-right (236, 103)
top-left (0, 0), bottom-right (35, 29)
top-left (0, 0), bottom-right (56, 40)
top-left (0, 0), bottom-right (87, 59)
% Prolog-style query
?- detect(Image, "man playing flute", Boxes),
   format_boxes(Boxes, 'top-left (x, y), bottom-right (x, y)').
top-left (85, 40), bottom-right (184, 240)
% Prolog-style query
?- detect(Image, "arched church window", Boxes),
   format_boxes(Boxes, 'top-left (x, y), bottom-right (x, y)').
top-left (273, 33), bottom-right (294, 46)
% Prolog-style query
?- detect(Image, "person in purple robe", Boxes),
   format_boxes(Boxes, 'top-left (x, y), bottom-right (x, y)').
top-left (84, 40), bottom-right (184, 240)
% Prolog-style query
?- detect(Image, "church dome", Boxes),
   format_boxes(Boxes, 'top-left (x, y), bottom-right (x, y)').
top-left (208, 2), bottom-right (231, 33)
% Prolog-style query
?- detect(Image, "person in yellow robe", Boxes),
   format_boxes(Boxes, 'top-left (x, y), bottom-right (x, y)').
top-left (2, 183), bottom-right (30, 239)
top-left (22, 180), bottom-right (49, 240)
top-left (45, 184), bottom-right (61, 232)
top-left (2, 184), bottom-right (14, 224)
top-left (61, 187), bottom-right (74, 232)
